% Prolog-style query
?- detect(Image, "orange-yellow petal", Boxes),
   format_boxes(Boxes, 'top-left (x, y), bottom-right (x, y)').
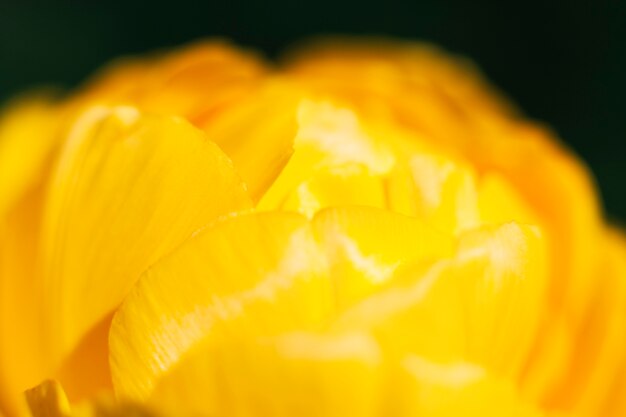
top-left (199, 80), bottom-right (301, 200)
top-left (0, 94), bottom-right (59, 217)
top-left (149, 330), bottom-right (382, 417)
top-left (40, 105), bottom-right (252, 393)
top-left (257, 100), bottom-right (395, 215)
top-left (285, 40), bottom-right (602, 322)
top-left (24, 380), bottom-right (70, 417)
top-left (335, 222), bottom-right (548, 378)
top-left (0, 182), bottom-right (49, 416)
top-left (25, 381), bottom-right (158, 417)
top-left (543, 228), bottom-right (626, 415)
top-left (399, 357), bottom-right (541, 417)
top-left (311, 206), bottom-right (454, 308)
top-left (109, 212), bottom-right (332, 400)
top-left (0, 96), bottom-right (118, 415)
top-left (70, 40), bottom-right (268, 123)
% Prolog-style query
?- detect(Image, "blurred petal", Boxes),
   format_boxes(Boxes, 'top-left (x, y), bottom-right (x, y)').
top-left (400, 357), bottom-right (541, 417)
top-left (405, 153), bottom-right (480, 233)
top-left (258, 100), bottom-right (395, 215)
top-left (25, 382), bottom-right (158, 417)
top-left (72, 40), bottom-right (268, 122)
top-left (41, 106), bottom-right (251, 389)
top-left (456, 223), bottom-right (548, 378)
top-left (199, 80), bottom-right (301, 200)
top-left (0, 182), bottom-right (48, 415)
top-left (278, 163), bottom-right (388, 217)
top-left (285, 40), bottom-right (602, 320)
top-left (471, 125), bottom-right (601, 323)
top-left (0, 39), bottom-right (619, 417)
top-left (0, 95), bottom-right (59, 217)
top-left (284, 38), bottom-right (516, 121)
top-left (477, 172), bottom-right (540, 226)
top-left (110, 205), bottom-right (459, 403)
top-left (0, 96), bottom-right (95, 415)
top-left (134, 41), bottom-right (268, 121)
top-left (55, 314), bottom-right (113, 403)
top-left (336, 222), bottom-right (548, 378)
top-left (149, 330), bottom-right (382, 417)
top-left (71, 399), bottom-right (159, 417)
top-left (311, 206), bottom-right (454, 308)
top-left (520, 313), bottom-right (573, 406)
top-left (24, 380), bottom-right (70, 417)
top-left (545, 228), bottom-right (626, 415)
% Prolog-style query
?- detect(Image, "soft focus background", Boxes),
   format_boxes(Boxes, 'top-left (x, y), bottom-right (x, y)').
top-left (1, 0), bottom-right (624, 219)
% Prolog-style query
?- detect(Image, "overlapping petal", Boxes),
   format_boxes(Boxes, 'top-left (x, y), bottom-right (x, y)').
top-left (0, 101), bottom-right (253, 412)
top-left (109, 208), bottom-right (547, 416)
top-left (41, 106), bottom-right (252, 384)
top-left (0, 39), bottom-right (623, 417)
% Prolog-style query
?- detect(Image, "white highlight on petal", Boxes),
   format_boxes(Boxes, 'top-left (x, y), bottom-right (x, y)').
top-left (296, 100), bottom-right (395, 175)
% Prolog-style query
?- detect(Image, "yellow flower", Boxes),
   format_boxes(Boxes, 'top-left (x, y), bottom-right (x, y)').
top-left (0, 39), bottom-right (624, 417)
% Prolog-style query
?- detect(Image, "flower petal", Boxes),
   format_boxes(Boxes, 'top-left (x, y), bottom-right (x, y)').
top-left (149, 330), bottom-right (382, 417)
top-left (335, 222), bottom-right (548, 378)
top-left (0, 180), bottom-right (49, 415)
top-left (400, 357), bottom-right (541, 417)
top-left (0, 94), bottom-right (58, 217)
top-left (257, 100), bottom-right (395, 214)
top-left (109, 211), bottom-right (332, 400)
top-left (543, 228), bottom-right (626, 415)
top-left (311, 206), bottom-right (454, 308)
top-left (285, 39), bottom-right (515, 122)
top-left (286, 40), bottom-right (602, 321)
top-left (278, 164), bottom-right (388, 217)
top-left (134, 41), bottom-right (268, 122)
top-left (54, 313), bottom-right (114, 403)
top-left (41, 106), bottom-right (252, 384)
top-left (472, 125), bottom-right (601, 323)
top-left (71, 40), bottom-right (268, 122)
top-left (24, 380), bottom-right (70, 417)
top-left (199, 81), bottom-right (301, 200)
top-left (455, 223), bottom-right (548, 378)
top-left (25, 381), bottom-right (159, 417)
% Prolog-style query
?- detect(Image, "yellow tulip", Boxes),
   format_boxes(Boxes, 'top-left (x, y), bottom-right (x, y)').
top-left (0, 38), bottom-right (624, 417)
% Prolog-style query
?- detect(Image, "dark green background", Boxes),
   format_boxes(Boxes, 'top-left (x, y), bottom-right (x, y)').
top-left (1, 0), bottom-right (624, 220)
